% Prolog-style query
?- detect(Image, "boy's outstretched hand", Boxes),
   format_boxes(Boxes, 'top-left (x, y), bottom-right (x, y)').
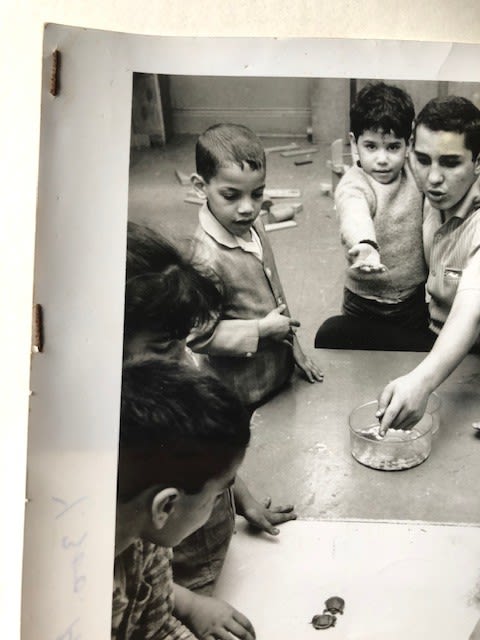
top-left (293, 339), bottom-right (324, 383)
top-left (348, 243), bottom-right (386, 274)
top-left (185, 593), bottom-right (256, 640)
top-left (234, 476), bottom-right (297, 536)
top-left (241, 497), bottom-right (297, 536)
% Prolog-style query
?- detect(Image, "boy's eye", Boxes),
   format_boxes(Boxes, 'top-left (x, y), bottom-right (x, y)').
top-left (440, 158), bottom-right (462, 168)
top-left (363, 143), bottom-right (376, 150)
top-left (388, 144), bottom-right (402, 152)
top-left (414, 153), bottom-right (431, 166)
top-left (252, 190), bottom-right (264, 200)
top-left (221, 192), bottom-right (238, 201)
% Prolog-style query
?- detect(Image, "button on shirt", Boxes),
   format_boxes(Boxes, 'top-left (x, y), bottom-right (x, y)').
top-left (423, 178), bottom-right (480, 333)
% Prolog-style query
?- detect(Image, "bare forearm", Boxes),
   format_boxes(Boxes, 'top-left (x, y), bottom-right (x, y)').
top-left (410, 291), bottom-right (480, 391)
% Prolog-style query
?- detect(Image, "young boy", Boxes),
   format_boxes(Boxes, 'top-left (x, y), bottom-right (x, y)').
top-left (315, 82), bottom-right (428, 351)
top-left (188, 123), bottom-right (323, 410)
top-left (113, 359), bottom-right (255, 640)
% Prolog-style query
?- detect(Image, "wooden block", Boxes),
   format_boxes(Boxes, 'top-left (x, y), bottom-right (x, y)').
top-left (269, 202), bottom-right (303, 222)
top-left (280, 147), bottom-right (319, 158)
top-left (184, 196), bottom-right (204, 206)
top-left (270, 204), bottom-right (296, 223)
top-left (175, 169), bottom-right (192, 186)
top-left (294, 158), bottom-right (313, 166)
top-left (264, 220), bottom-right (298, 232)
top-left (264, 188), bottom-right (301, 198)
top-left (264, 142), bottom-right (300, 154)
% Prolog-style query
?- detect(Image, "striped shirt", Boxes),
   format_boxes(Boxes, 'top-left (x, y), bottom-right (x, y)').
top-left (423, 178), bottom-right (480, 333)
top-left (112, 542), bottom-right (196, 640)
top-left (188, 204), bottom-right (294, 407)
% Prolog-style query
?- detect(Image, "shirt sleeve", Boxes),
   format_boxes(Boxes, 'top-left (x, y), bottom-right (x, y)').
top-left (187, 316), bottom-right (260, 357)
top-left (335, 167), bottom-right (377, 249)
top-left (458, 243), bottom-right (480, 293)
top-left (142, 547), bottom-right (198, 640)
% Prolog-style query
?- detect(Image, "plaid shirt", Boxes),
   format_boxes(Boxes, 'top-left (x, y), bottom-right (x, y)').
top-left (112, 541), bottom-right (196, 640)
top-left (423, 178), bottom-right (480, 335)
top-left (188, 205), bottom-right (294, 407)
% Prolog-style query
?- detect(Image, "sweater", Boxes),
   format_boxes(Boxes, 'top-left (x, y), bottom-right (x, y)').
top-left (336, 163), bottom-right (427, 303)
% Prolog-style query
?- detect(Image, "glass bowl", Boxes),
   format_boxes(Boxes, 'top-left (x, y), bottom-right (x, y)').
top-left (426, 392), bottom-right (441, 435)
top-left (349, 400), bottom-right (433, 471)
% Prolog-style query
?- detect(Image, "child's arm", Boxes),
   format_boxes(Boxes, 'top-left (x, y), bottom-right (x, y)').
top-left (173, 584), bottom-right (256, 640)
top-left (377, 286), bottom-right (480, 434)
top-left (336, 170), bottom-right (386, 273)
top-left (234, 475), bottom-right (296, 535)
top-left (188, 304), bottom-right (300, 357)
top-left (292, 334), bottom-right (324, 383)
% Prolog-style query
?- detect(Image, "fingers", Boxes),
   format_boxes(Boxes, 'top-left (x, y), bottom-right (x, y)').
top-left (377, 384), bottom-right (394, 436)
top-left (232, 610), bottom-right (256, 640)
top-left (275, 303), bottom-right (287, 314)
top-left (289, 318), bottom-right (301, 328)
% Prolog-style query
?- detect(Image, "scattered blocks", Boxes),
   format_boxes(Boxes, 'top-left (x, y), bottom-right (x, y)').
top-left (264, 142), bottom-right (300, 154)
top-left (264, 188), bottom-right (301, 199)
top-left (281, 147), bottom-right (319, 158)
top-left (264, 220), bottom-right (297, 232)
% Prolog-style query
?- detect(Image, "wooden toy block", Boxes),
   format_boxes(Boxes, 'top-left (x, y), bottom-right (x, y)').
top-left (264, 188), bottom-right (301, 198)
top-left (294, 158), bottom-right (313, 166)
top-left (269, 202), bottom-right (303, 222)
top-left (264, 220), bottom-right (298, 232)
top-left (175, 169), bottom-right (192, 186)
top-left (184, 196), bottom-right (204, 206)
top-left (280, 147), bottom-right (319, 158)
top-left (264, 142), bottom-right (300, 154)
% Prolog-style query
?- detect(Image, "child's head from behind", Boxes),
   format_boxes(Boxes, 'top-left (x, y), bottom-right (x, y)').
top-left (192, 124), bottom-right (266, 239)
top-left (124, 222), bottom-right (221, 362)
top-left (117, 360), bottom-right (250, 547)
top-left (350, 82), bottom-right (415, 184)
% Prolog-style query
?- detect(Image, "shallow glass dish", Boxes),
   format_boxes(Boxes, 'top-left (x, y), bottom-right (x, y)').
top-left (349, 401), bottom-right (433, 471)
top-left (426, 392), bottom-right (441, 435)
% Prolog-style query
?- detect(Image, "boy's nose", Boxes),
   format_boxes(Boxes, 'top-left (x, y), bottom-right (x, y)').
top-left (427, 164), bottom-right (443, 185)
top-left (376, 150), bottom-right (388, 164)
top-left (238, 198), bottom-right (254, 214)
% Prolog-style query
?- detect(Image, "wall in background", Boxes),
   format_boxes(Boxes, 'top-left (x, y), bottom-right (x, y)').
top-left (168, 75), bottom-right (312, 137)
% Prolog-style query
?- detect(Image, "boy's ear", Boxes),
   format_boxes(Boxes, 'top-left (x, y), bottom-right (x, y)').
top-left (474, 154), bottom-right (480, 176)
top-left (150, 488), bottom-right (180, 530)
top-left (349, 132), bottom-right (359, 165)
top-left (191, 173), bottom-right (208, 199)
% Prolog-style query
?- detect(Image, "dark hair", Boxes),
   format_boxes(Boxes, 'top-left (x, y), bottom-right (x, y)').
top-left (413, 95), bottom-right (480, 161)
top-left (124, 222), bottom-right (221, 341)
top-left (117, 360), bottom-right (251, 502)
top-left (196, 123), bottom-right (266, 183)
top-left (350, 82), bottom-right (415, 142)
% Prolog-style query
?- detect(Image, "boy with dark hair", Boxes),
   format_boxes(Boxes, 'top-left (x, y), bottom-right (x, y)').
top-left (315, 82), bottom-right (428, 351)
top-left (113, 359), bottom-right (255, 640)
top-left (378, 95), bottom-right (480, 433)
top-left (124, 222), bottom-right (221, 362)
top-left (189, 123), bottom-right (323, 409)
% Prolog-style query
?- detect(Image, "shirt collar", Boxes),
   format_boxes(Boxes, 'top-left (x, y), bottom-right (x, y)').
top-left (199, 202), bottom-right (262, 250)
top-left (443, 176), bottom-right (480, 221)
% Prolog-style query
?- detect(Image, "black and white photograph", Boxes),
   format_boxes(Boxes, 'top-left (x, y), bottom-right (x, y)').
top-left (21, 26), bottom-right (480, 640)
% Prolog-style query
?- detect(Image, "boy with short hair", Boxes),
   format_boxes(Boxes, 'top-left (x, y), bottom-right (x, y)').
top-left (188, 123), bottom-right (323, 410)
top-left (113, 359), bottom-right (255, 640)
top-left (315, 82), bottom-right (428, 350)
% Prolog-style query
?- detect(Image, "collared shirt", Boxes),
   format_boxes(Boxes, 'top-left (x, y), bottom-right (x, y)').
top-left (112, 541), bottom-right (195, 640)
top-left (423, 178), bottom-right (480, 333)
top-left (198, 205), bottom-right (263, 261)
